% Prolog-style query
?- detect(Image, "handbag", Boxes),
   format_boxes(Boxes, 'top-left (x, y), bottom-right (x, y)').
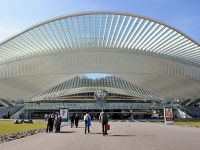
top-left (106, 123), bottom-right (110, 130)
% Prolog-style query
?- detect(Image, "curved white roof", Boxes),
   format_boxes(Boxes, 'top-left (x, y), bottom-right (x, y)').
top-left (0, 11), bottom-right (200, 101)
top-left (0, 11), bottom-right (200, 65)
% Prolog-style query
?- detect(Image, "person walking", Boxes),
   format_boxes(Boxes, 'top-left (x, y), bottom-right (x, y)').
top-left (54, 113), bottom-right (61, 133)
top-left (46, 115), bottom-right (53, 133)
top-left (57, 114), bottom-right (62, 132)
top-left (7, 111), bottom-right (11, 119)
top-left (75, 114), bottom-right (80, 128)
top-left (70, 114), bottom-right (75, 128)
top-left (84, 112), bottom-right (90, 134)
top-left (99, 110), bottom-right (108, 136)
top-left (50, 114), bottom-right (55, 132)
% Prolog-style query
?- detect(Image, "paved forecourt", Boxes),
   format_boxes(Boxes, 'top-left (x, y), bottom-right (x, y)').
top-left (1, 121), bottom-right (200, 150)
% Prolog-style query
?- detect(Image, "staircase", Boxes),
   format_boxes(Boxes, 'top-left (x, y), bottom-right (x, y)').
top-left (0, 106), bottom-right (24, 118)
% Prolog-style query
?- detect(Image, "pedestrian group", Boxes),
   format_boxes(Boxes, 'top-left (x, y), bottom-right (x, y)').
top-left (46, 113), bottom-right (62, 133)
top-left (46, 110), bottom-right (109, 136)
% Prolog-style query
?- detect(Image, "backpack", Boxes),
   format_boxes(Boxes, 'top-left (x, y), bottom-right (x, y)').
top-left (87, 116), bottom-right (92, 126)
top-left (102, 113), bottom-right (108, 122)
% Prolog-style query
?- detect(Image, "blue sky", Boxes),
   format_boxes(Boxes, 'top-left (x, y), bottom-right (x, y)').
top-left (0, 0), bottom-right (199, 43)
top-left (0, 0), bottom-right (199, 79)
top-left (80, 73), bottom-right (112, 79)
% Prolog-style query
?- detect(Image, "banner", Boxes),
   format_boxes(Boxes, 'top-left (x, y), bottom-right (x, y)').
top-left (60, 108), bottom-right (68, 122)
top-left (164, 107), bottom-right (174, 125)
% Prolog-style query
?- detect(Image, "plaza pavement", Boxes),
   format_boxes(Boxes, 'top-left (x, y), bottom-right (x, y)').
top-left (0, 120), bottom-right (200, 150)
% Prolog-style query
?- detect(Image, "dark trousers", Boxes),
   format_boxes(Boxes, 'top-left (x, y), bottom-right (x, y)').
top-left (102, 122), bottom-right (107, 135)
top-left (58, 124), bottom-right (61, 132)
top-left (71, 121), bottom-right (74, 128)
top-left (75, 121), bottom-right (79, 127)
top-left (50, 123), bottom-right (53, 132)
top-left (46, 124), bottom-right (50, 133)
top-left (85, 120), bottom-right (90, 134)
top-left (55, 124), bottom-right (61, 133)
top-left (46, 123), bottom-right (52, 133)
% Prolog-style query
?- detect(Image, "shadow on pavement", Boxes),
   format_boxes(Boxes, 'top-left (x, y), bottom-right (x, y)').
top-left (76, 127), bottom-right (85, 128)
top-left (89, 132), bottom-right (103, 134)
top-left (108, 134), bottom-right (136, 137)
top-left (89, 132), bottom-right (136, 137)
top-left (59, 131), bottom-right (76, 134)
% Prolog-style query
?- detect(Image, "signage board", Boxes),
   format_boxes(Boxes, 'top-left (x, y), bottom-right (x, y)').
top-left (60, 108), bottom-right (68, 122)
top-left (164, 107), bottom-right (174, 125)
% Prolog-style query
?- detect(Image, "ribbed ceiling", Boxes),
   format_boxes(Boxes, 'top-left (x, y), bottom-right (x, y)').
top-left (31, 76), bottom-right (162, 101)
top-left (0, 12), bottom-right (199, 65)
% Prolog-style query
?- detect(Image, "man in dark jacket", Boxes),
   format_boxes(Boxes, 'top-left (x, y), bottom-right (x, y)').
top-left (99, 110), bottom-right (108, 135)
top-left (75, 114), bottom-right (79, 128)
top-left (46, 115), bottom-right (53, 133)
top-left (70, 114), bottom-right (75, 128)
top-left (54, 113), bottom-right (62, 133)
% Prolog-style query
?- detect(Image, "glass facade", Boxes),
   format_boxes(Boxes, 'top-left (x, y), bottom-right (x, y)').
top-left (32, 76), bottom-right (161, 101)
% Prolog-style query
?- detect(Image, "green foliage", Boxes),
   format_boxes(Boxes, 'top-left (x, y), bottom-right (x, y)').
top-left (0, 120), bottom-right (46, 135)
top-left (175, 121), bottom-right (200, 127)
